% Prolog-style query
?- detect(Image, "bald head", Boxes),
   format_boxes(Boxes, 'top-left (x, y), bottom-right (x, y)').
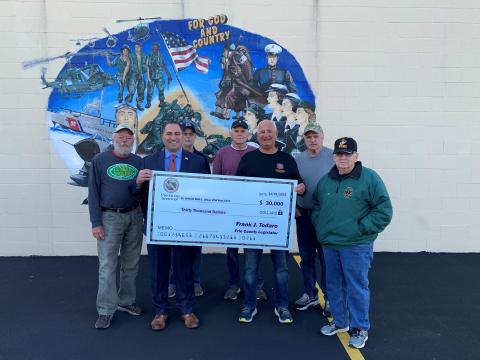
top-left (257, 119), bottom-right (277, 134)
top-left (257, 120), bottom-right (278, 153)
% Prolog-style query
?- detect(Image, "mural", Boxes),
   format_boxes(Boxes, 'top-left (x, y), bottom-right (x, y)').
top-left (23, 15), bottom-right (316, 189)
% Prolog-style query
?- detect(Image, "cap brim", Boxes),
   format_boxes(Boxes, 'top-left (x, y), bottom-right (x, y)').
top-left (304, 130), bottom-right (321, 135)
top-left (333, 150), bottom-right (354, 154)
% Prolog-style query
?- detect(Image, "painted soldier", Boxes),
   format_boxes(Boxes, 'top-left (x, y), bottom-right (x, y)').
top-left (127, 43), bottom-right (148, 111)
top-left (251, 44), bottom-right (297, 94)
top-left (146, 43), bottom-right (172, 109)
top-left (105, 45), bottom-right (131, 103)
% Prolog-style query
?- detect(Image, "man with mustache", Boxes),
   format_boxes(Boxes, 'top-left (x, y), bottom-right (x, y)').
top-left (88, 124), bottom-right (144, 330)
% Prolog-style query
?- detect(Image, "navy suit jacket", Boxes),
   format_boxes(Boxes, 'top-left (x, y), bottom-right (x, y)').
top-left (139, 150), bottom-right (209, 220)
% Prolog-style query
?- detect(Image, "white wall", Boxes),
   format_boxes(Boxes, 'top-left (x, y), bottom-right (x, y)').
top-left (1, 0), bottom-right (479, 255)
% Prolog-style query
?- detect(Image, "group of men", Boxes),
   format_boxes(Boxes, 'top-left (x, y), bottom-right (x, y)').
top-left (106, 42), bottom-right (172, 111)
top-left (88, 113), bottom-right (392, 349)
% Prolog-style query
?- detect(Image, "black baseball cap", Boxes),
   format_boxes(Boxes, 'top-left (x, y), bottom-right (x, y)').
top-left (182, 121), bottom-right (196, 133)
top-left (231, 119), bottom-right (248, 129)
top-left (333, 137), bottom-right (357, 154)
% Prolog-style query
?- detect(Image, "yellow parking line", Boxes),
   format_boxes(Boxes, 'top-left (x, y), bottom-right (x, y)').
top-left (293, 255), bottom-right (366, 360)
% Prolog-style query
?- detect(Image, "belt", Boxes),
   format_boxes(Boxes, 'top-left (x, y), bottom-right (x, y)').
top-left (101, 205), bottom-right (138, 214)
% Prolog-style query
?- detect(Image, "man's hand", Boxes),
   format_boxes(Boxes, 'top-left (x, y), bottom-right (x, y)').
top-left (136, 169), bottom-right (153, 187)
top-left (295, 183), bottom-right (306, 195)
top-left (92, 226), bottom-right (105, 240)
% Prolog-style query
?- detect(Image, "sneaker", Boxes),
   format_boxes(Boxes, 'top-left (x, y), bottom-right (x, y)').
top-left (274, 307), bottom-right (293, 324)
top-left (94, 314), bottom-right (112, 329)
top-left (294, 293), bottom-right (319, 311)
top-left (168, 285), bottom-right (176, 298)
top-left (349, 328), bottom-right (369, 349)
top-left (145, 101), bottom-right (151, 108)
top-left (224, 286), bottom-right (241, 301)
top-left (322, 300), bottom-right (332, 317)
top-left (320, 322), bottom-right (349, 336)
top-left (136, 103), bottom-right (144, 111)
top-left (117, 303), bottom-right (143, 316)
top-left (256, 288), bottom-right (268, 301)
top-left (194, 283), bottom-right (204, 297)
top-left (238, 306), bottom-right (257, 323)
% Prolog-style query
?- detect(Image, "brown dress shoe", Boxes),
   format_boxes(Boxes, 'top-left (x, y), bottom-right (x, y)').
top-left (181, 313), bottom-right (199, 329)
top-left (151, 314), bottom-right (168, 331)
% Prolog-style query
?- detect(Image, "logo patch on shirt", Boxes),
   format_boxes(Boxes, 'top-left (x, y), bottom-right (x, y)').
top-left (275, 163), bottom-right (286, 174)
top-left (343, 187), bottom-right (353, 198)
top-left (107, 164), bottom-right (138, 180)
top-left (163, 177), bottom-right (179, 193)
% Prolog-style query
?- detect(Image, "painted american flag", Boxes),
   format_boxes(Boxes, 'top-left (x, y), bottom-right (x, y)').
top-left (161, 32), bottom-right (211, 74)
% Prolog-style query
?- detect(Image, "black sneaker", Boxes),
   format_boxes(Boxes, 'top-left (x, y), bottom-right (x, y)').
top-left (322, 300), bottom-right (332, 317)
top-left (224, 286), bottom-right (241, 301)
top-left (95, 314), bottom-right (112, 329)
top-left (256, 288), bottom-right (268, 301)
top-left (117, 303), bottom-right (143, 316)
top-left (294, 293), bottom-right (319, 311)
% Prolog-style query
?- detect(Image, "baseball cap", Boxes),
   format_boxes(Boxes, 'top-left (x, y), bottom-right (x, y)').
top-left (182, 121), bottom-right (196, 133)
top-left (333, 137), bottom-right (358, 154)
top-left (114, 123), bottom-right (134, 134)
top-left (231, 119), bottom-right (248, 129)
top-left (303, 123), bottom-right (324, 135)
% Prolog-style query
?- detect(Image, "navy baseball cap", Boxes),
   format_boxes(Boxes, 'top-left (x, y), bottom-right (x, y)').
top-left (333, 137), bottom-right (357, 154)
top-left (231, 119), bottom-right (248, 129)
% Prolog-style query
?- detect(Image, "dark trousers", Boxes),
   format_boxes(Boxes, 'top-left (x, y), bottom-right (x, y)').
top-left (147, 244), bottom-right (196, 315)
top-left (296, 208), bottom-right (327, 299)
top-left (170, 246), bottom-right (201, 285)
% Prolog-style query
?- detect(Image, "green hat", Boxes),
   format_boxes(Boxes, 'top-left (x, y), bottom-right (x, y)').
top-left (245, 103), bottom-right (265, 118)
top-left (303, 123), bottom-right (324, 135)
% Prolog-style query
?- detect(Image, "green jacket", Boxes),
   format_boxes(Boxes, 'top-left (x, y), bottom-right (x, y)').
top-left (312, 162), bottom-right (392, 248)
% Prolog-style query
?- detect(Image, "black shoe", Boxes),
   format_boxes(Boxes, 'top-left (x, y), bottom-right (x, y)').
top-left (137, 103), bottom-right (144, 111)
top-left (145, 101), bottom-right (151, 108)
top-left (95, 314), bottom-right (112, 329)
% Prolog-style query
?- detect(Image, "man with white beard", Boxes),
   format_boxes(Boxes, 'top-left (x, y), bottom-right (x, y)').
top-left (88, 124), bottom-right (144, 330)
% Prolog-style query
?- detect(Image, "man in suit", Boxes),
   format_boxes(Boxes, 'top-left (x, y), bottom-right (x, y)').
top-left (135, 120), bottom-right (208, 330)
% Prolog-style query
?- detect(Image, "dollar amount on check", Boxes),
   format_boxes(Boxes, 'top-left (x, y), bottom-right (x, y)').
top-left (146, 172), bottom-right (298, 250)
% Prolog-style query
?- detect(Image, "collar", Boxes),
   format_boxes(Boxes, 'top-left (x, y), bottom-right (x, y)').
top-left (328, 161), bottom-right (362, 180)
top-left (165, 148), bottom-right (182, 160)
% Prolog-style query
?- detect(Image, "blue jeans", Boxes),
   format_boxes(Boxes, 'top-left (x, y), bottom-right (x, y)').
top-left (170, 246), bottom-right (201, 286)
top-left (243, 249), bottom-right (289, 309)
top-left (226, 247), bottom-right (264, 289)
top-left (296, 208), bottom-right (327, 299)
top-left (323, 243), bottom-right (374, 330)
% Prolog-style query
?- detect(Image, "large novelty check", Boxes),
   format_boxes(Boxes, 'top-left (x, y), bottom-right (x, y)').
top-left (145, 172), bottom-right (298, 250)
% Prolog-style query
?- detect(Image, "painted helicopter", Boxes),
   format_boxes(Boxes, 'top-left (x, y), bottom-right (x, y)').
top-left (116, 16), bottom-right (162, 42)
top-left (22, 50), bottom-right (117, 97)
top-left (70, 37), bottom-right (98, 48)
top-left (103, 27), bottom-right (118, 48)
